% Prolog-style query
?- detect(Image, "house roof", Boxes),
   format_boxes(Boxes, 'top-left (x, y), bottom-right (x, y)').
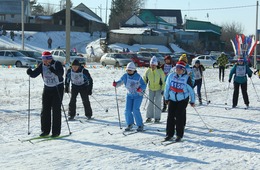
top-left (0, 0), bottom-right (30, 15)
top-left (73, 3), bottom-right (102, 21)
top-left (122, 14), bottom-right (148, 27)
top-left (184, 19), bottom-right (222, 35)
top-left (138, 9), bottom-right (183, 27)
top-left (71, 9), bottom-right (104, 23)
top-left (110, 27), bottom-right (151, 35)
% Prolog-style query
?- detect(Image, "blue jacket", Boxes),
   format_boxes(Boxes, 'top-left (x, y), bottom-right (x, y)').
top-left (229, 63), bottom-right (252, 84)
top-left (164, 72), bottom-right (195, 103)
top-left (116, 71), bottom-right (146, 97)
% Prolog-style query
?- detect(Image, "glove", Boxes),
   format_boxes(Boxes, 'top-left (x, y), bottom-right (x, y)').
top-left (88, 90), bottom-right (92, 95)
top-left (137, 87), bottom-right (142, 92)
top-left (190, 103), bottom-right (195, 107)
top-left (228, 79), bottom-right (231, 83)
top-left (49, 66), bottom-right (55, 73)
top-left (64, 86), bottom-right (69, 93)
top-left (161, 90), bottom-right (164, 95)
top-left (165, 100), bottom-right (169, 105)
top-left (112, 81), bottom-right (117, 87)
top-left (26, 68), bottom-right (32, 75)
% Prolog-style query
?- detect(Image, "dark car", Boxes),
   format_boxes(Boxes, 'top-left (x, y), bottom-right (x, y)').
top-left (18, 50), bottom-right (42, 64)
top-left (124, 53), bottom-right (150, 67)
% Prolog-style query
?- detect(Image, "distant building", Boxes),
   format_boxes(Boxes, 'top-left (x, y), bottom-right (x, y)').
top-left (0, 0), bottom-right (31, 23)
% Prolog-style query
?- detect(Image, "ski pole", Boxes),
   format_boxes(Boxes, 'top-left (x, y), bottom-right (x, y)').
top-left (56, 86), bottom-right (72, 135)
top-left (202, 76), bottom-right (210, 104)
top-left (224, 83), bottom-right (230, 105)
top-left (90, 95), bottom-right (108, 112)
top-left (28, 76), bottom-right (31, 135)
top-left (142, 91), bottom-right (162, 111)
top-left (114, 85), bottom-right (122, 129)
top-left (193, 107), bottom-right (213, 132)
top-left (250, 78), bottom-right (260, 102)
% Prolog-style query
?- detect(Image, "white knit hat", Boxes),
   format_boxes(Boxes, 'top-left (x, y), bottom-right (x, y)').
top-left (126, 62), bottom-right (136, 71)
top-left (150, 56), bottom-right (158, 66)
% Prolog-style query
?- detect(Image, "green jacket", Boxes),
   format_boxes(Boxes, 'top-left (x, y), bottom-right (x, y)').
top-left (143, 68), bottom-right (165, 91)
top-left (229, 63), bottom-right (252, 84)
top-left (217, 54), bottom-right (228, 67)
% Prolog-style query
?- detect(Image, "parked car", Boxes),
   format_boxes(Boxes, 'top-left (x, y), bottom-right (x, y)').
top-left (100, 53), bottom-right (132, 67)
top-left (50, 49), bottom-right (86, 65)
top-left (18, 50), bottom-right (42, 64)
top-left (124, 53), bottom-right (150, 67)
top-left (137, 52), bottom-right (165, 66)
top-left (191, 55), bottom-right (218, 68)
top-left (0, 50), bottom-right (37, 67)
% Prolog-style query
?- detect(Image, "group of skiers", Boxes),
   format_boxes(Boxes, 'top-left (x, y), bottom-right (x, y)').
top-left (27, 51), bottom-right (93, 137)
top-left (26, 50), bottom-right (255, 142)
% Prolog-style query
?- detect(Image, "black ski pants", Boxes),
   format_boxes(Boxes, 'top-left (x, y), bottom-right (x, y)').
top-left (41, 84), bottom-right (64, 135)
top-left (219, 66), bottom-right (225, 81)
top-left (69, 87), bottom-right (92, 118)
top-left (166, 98), bottom-right (189, 138)
top-left (194, 78), bottom-right (202, 101)
top-left (232, 82), bottom-right (249, 106)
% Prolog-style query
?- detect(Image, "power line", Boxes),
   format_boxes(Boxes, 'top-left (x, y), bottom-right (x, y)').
top-left (182, 5), bottom-right (256, 12)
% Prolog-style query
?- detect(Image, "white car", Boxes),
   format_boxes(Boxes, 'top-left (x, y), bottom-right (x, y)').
top-left (50, 49), bottom-right (86, 65)
top-left (191, 55), bottom-right (218, 68)
top-left (0, 50), bottom-right (37, 67)
top-left (100, 53), bottom-right (132, 67)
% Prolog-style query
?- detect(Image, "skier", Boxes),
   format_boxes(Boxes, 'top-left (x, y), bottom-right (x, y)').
top-left (112, 62), bottom-right (146, 131)
top-left (65, 59), bottom-right (93, 120)
top-left (26, 51), bottom-right (64, 137)
top-left (228, 57), bottom-right (252, 108)
top-left (164, 61), bottom-right (195, 142)
top-left (160, 55), bottom-right (174, 112)
top-left (192, 60), bottom-right (205, 105)
top-left (217, 52), bottom-right (229, 82)
top-left (143, 56), bottom-right (165, 123)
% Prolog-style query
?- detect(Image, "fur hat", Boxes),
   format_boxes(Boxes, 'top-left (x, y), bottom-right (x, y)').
top-left (41, 51), bottom-right (53, 60)
top-left (164, 55), bottom-right (172, 61)
top-left (126, 62), bottom-right (136, 71)
top-left (72, 59), bottom-right (80, 66)
top-left (176, 61), bottom-right (186, 70)
top-left (150, 56), bottom-right (158, 66)
top-left (179, 54), bottom-right (188, 63)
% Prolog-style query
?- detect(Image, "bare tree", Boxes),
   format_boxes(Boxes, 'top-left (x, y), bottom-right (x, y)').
top-left (220, 22), bottom-right (244, 53)
top-left (109, 0), bottom-right (144, 30)
top-left (44, 3), bottom-right (56, 15)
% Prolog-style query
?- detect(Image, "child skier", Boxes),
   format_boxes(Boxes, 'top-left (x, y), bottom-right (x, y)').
top-left (192, 60), bottom-right (205, 105)
top-left (65, 59), bottom-right (93, 120)
top-left (228, 57), bottom-right (252, 108)
top-left (164, 61), bottom-right (195, 142)
top-left (160, 55), bottom-right (174, 112)
top-left (112, 62), bottom-right (146, 132)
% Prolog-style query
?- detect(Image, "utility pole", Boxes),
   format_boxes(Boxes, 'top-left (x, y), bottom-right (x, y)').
top-left (65, 0), bottom-right (71, 65)
top-left (254, 0), bottom-right (259, 68)
top-left (21, 0), bottom-right (24, 50)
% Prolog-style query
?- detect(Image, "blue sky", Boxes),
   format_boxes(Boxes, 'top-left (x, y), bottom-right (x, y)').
top-left (38, 0), bottom-right (259, 35)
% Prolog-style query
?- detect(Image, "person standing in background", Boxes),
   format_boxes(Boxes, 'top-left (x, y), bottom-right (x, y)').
top-left (217, 52), bottom-right (229, 82)
top-left (48, 37), bottom-right (52, 49)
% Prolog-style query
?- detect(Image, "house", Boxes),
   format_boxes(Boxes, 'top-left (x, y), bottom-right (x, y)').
top-left (108, 14), bottom-right (174, 46)
top-left (177, 19), bottom-right (222, 51)
top-left (137, 9), bottom-right (183, 31)
top-left (52, 4), bottom-right (107, 33)
top-left (0, 0), bottom-right (31, 23)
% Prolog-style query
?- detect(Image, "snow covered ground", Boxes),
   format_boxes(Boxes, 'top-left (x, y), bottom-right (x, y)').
top-left (0, 32), bottom-right (260, 169)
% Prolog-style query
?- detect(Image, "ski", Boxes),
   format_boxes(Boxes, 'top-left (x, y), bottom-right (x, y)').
top-left (19, 134), bottom-right (70, 143)
top-left (35, 134), bottom-right (71, 143)
top-left (18, 135), bottom-right (52, 143)
top-left (122, 130), bottom-right (145, 136)
top-left (225, 106), bottom-right (249, 110)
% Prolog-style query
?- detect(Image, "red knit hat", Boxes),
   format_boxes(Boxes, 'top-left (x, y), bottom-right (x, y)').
top-left (176, 61), bottom-right (186, 70)
top-left (42, 51), bottom-right (53, 60)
